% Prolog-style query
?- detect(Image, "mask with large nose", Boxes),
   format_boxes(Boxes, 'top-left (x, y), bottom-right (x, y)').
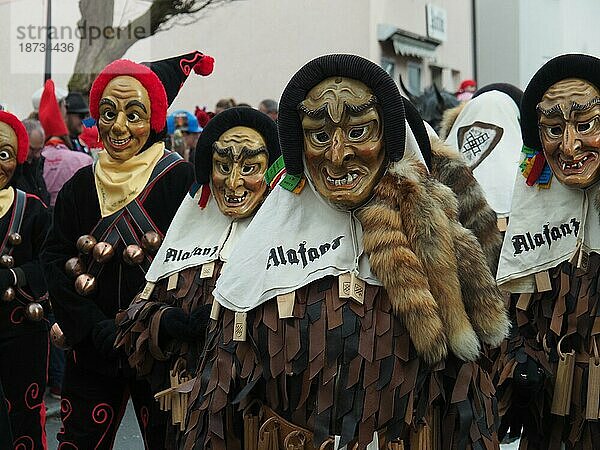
top-left (97, 76), bottom-right (151, 161)
top-left (211, 126), bottom-right (269, 219)
top-left (300, 76), bottom-right (385, 208)
top-left (538, 78), bottom-right (600, 188)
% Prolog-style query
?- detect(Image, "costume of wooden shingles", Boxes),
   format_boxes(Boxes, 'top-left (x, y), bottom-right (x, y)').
top-left (183, 157), bottom-right (505, 450)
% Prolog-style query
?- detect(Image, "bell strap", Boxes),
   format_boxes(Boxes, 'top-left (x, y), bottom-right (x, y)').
top-left (0, 189), bottom-right (26, 256)
top-left (90, 151), bottom-right (183, 240)
top-left (86, 228), bottom-right (121, 279)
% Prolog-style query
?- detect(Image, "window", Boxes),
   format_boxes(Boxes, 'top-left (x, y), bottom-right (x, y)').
top-left (431, 66), bottom-right (442, 88)
top-left (381, 58), bottom-right (395, 78)
top-left (408, 62), bottom-right (421, 94)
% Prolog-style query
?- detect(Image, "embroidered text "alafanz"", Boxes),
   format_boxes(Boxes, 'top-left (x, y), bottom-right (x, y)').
top-left (266, 236), bottom-right (344, 270)
top-left (512, 218), bottom-right (580, 256)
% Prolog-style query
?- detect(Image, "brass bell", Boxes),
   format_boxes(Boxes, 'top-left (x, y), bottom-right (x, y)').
top-left (76, 235), bottom-right (97, 255)
top-left (2, 287), bottom-right (15, 302)
top-left (64, 257), bottom-right (85, 278)
top-left (141, 231), bottom-right (162, 254)
top-left (123, 244), bottom-right (145, 266)
top-left (50, 323), bottom-right (68, 349)
top-left (92, 242), bottom-right (114, 264)
top-left (0, 254), bottom-right (14, 268)
top-left (75, 273), bottom-right (96, 296)
top-left (25, 302), bottom-right (44, 321)
top-left (8, 233), bottom-right (22, 246)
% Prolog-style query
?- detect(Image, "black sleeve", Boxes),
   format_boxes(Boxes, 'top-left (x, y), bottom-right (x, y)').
top-left (41, 181), bottom-right (107, 346)
top-left (14, 197), bottom-right (51, 299)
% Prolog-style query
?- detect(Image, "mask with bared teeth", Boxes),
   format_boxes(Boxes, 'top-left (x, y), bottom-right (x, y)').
top-left (299, 76), bottom-right (385, 208)
top-left (211, 126), bottom-right (269, 219)
top-left (537, 78), bottom-right (600, 188)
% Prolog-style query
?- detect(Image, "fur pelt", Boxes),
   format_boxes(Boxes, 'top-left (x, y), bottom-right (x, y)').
top-left (358, 156), bottom-right (509, 365)
top-left (430, 136), bottom-right (503, 275)
top-left (438, 101), bottom-right (467, 140)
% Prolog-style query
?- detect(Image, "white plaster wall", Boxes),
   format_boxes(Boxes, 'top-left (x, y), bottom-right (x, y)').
top-left (1, 0), bottom-right (474, 119)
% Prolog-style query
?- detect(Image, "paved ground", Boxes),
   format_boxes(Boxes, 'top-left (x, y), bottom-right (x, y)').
top-left (45, 393), bottom-right (144, 450)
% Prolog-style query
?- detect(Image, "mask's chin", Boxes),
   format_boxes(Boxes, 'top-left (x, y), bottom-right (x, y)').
top-left (303, 157), bottom-right (384, 212)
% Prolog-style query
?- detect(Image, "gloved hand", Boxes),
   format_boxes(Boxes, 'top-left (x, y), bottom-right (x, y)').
top-left (159, 305), bottom-right (211, 342)
top-left (498, 356), bottom-right (545, 443)
top-left (91, 319), bottom-right (119, 359)
top-left (0, 269), bottom-right (15, 292)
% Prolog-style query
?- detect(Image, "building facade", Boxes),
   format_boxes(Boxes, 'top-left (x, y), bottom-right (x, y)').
top-left (1, 0), bottom-right (474, 118)
top-left (475, 0), bottom-right (600, 90)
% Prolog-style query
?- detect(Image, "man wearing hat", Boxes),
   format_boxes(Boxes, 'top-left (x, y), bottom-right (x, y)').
top-left (66, 91), bottom-right (91, 155)
top-left (184, 54), bottom-right (508, 450)
top-left (167, 110), bottom-right (202, 162)
top-left (41, 50), bottom-right (214, 449)
top-left (30, 83), bottom-right (68, 120)
top-left (495, 54), bottom-right (600, 449)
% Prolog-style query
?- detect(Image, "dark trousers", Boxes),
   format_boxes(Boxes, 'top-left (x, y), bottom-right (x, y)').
top-left (0, 379), bottom-right (13, 449)
top-left (0, 331), bottom-right (49, 450)
top-left (57, 353), bottom-right (169, 450)
top-left (47, 312), bottom-right (65, 389)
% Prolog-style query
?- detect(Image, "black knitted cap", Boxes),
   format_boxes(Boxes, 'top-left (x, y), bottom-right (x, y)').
top-left (521, 54), bottom-right (600, 149)
top-left (194, 107), bottom-right (281, 185)
top-left (473, 83), bottom-right (523, 108)
top-left (278, 54), bottom-right (406, 176)
top-left (402, 97), bottom-right (432, 169)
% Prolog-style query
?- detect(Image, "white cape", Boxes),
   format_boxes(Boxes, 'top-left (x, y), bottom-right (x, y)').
top-left (445, 90), bottom-right (522, 217)
top-left (213, 119), bottom-right (429, 312)
top-left (145, 186), bottom-right (250, 283)
top-left (496, 166), bottom-right (600, 292)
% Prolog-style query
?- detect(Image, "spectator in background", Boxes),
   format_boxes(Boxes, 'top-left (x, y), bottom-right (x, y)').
top-left (195, 105), bottom-right (213, 128)
top-left (38, 80), bottom-right (92, 207)
top-left (215, 97), bottom-right (236, 114)
top-left (456, 79), bottom-right (477, 101)
top-left (65, 92), bottom-right (91, 155)
top-left (167, 110), bottom-right (203, 162)
top-left (30, 83), bottom-right (68, 121)
top-left (258, 98), bottom-right (278, 121)
top-left (12, 119), bottom-right (51, 206)
top-left (79, 125), bottom-right (103, 161)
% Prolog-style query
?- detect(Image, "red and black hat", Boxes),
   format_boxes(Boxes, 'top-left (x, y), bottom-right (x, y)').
top-left (89, 51), bottom-right (214, 133)
top-left (0, 111), bottom-right (29, 164)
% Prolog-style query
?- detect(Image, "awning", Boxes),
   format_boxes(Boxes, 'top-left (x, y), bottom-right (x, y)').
top-left (378, 24), bottom-right (440, 62)
top-left (392, 35), bottom-right (437, 61)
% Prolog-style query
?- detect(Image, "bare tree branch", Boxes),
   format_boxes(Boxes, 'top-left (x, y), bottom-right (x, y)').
top-left (68, 0), bottom-right (241, 93)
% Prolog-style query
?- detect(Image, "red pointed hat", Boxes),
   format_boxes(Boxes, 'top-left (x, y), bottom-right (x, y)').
top-left (0, 111), bottom-right (29, 164)
top-left (89, 51), bottom-right (214, 133)
top-left (38, 79), bottom-right (69, 138)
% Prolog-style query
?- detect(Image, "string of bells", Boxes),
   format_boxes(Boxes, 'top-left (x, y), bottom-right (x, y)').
top-left (68, 231), bottom-right (162, 296)
top-left (1, 233), bottom-right (44, 322)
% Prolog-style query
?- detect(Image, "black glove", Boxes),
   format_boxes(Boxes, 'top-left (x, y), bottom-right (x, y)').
top-left (0, 269), bottom-right (14, 292)
top-left (91, 319), bottom-right (119, 359)
top-left (159, 305), bottom-right (211, 342)
top-left (498, 356), bottom-right (545, 443)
